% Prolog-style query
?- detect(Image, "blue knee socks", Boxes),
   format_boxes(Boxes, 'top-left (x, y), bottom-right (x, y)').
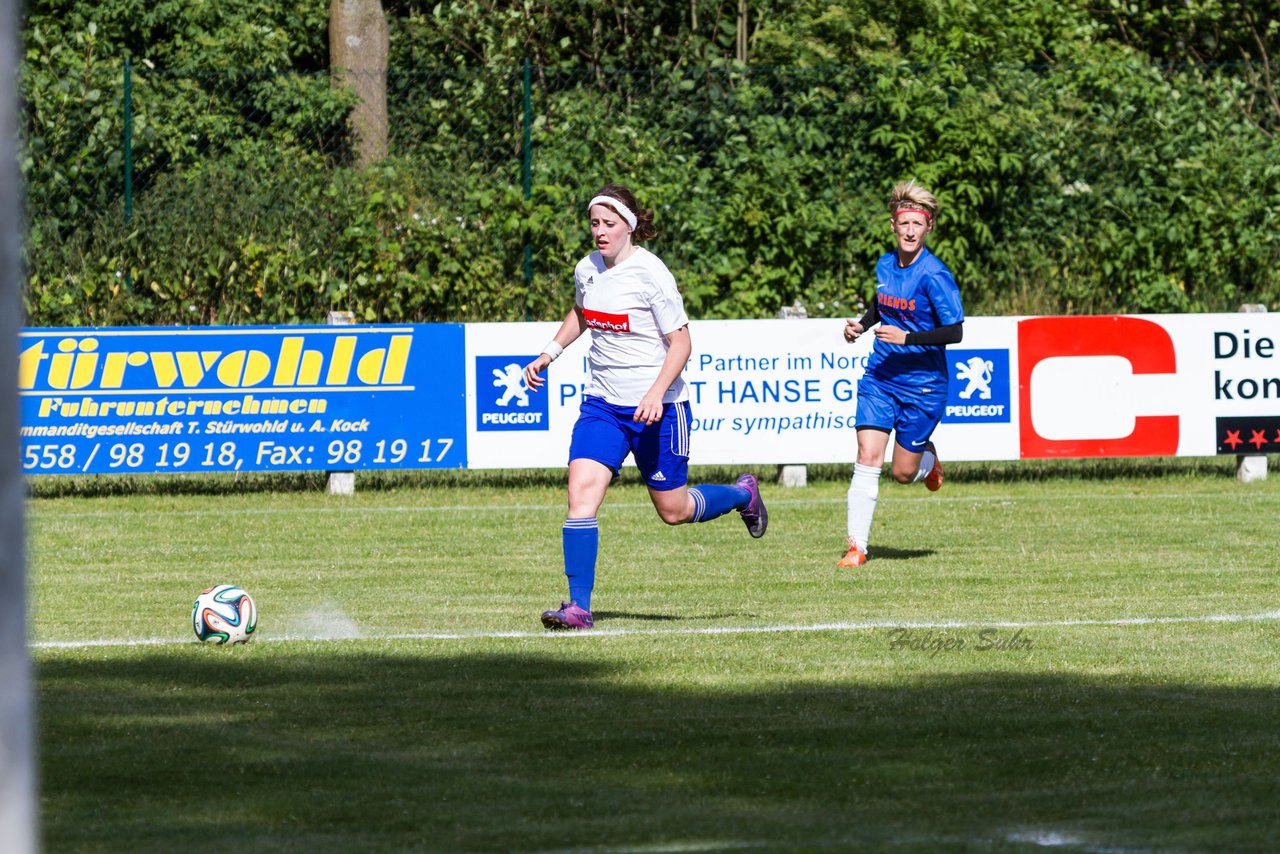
top-left (563, 517), bottom-right (599, 610)
top-left (686, 483), bottom-right (750, 523)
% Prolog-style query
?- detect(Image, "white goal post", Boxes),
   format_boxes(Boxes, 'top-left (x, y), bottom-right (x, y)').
top-left (0, 0), bottom-right (38, 846)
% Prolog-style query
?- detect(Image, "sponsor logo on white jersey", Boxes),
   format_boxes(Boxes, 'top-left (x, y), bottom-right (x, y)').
top-left (583, 308), bottom-right (631, 334)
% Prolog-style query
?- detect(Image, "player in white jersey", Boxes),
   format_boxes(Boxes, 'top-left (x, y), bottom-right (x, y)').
top-left (523, 183), bottom-right (768, 630)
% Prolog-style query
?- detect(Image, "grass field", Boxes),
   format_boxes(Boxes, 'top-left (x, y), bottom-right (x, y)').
top-left (27, 462), bottom-right (1280, 852)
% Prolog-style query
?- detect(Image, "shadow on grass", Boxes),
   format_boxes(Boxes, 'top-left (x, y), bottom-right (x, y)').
top-left (593, 610), bottom-right (759, 623)
top-left (866, 546), bottom-right (935, 561)
top-left (37, 650), bottom-right (1280, 852)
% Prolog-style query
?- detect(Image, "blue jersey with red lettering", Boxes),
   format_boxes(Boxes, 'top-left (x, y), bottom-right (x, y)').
top-left (863, 246), bottom-right (964, 393)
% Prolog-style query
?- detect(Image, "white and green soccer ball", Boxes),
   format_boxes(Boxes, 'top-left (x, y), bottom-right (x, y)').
top-left (192, 584), bottom-right (257, 644)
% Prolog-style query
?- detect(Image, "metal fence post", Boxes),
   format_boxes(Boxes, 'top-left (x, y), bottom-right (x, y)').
top-left (522, 58), bottom-right (533, 320)
top-left (777, 301), bottom-right (808, 488)
top-left (326, 311), bottom-right (357, 495)
top-left (123, 58), bottom-right (133, 291)
top-left (1236, 304), bottom-right (1269, 483)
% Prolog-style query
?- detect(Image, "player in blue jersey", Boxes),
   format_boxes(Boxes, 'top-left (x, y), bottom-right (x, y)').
top-left (838, 180), bottom-right (964, 568)
top-left (523, 183), bottom-right (768, 630)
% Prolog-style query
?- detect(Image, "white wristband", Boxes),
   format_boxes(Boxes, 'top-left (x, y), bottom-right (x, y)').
top-left (541, 340), bottom-right (564, 362)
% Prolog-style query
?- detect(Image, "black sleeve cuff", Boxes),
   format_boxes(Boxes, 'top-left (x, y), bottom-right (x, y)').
top-left (857, 301), bottom-right (879, 330)
top-left (904, 322), bottom-right (964, 346)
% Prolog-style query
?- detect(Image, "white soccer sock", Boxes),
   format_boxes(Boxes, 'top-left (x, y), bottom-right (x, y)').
top-left (847, 463), bottom-right (881, 552)
top-left (912, 449), bottom-right (937, 483)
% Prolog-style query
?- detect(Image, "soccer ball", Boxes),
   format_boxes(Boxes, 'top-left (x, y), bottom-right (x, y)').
top-left (192, 584), bottom-right (257, 644)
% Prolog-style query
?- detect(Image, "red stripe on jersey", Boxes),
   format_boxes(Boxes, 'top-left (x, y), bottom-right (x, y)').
top-left (584, 309), bottom-right (631, 333)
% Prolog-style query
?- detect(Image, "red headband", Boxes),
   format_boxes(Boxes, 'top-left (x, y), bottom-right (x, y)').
top-left (894, 208), bottom-right (933, 221)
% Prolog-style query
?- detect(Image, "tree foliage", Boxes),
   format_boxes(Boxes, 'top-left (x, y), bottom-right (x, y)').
top-left (18, 0), bottom-right (1280, 326)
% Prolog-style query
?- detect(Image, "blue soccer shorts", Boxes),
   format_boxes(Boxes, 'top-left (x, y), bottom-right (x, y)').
top-left (855, 378), bottom-right (947, 451)
top-left (568, 395), bottom-right (691, 491)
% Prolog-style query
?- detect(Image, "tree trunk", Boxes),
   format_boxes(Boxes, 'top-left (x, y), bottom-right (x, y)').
top-left (330, 0), bottom-right (389, 166)
top-left (736, 0), bottom-right (747, 63)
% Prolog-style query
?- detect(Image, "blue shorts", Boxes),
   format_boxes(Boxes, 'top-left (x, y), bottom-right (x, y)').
top-left (855, 378), bottom-right (946, 451)
top-left (569, 395), bottom-right (691, 491)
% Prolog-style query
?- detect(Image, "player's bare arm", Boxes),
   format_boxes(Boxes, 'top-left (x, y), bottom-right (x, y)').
top-left (525, 306), bottom-right (587, 391)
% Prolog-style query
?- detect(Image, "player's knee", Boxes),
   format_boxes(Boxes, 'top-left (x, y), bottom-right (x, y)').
top-left (891, 467), bottom-right (915, 485)
top-left (656, 506), bottom-right (688, 526)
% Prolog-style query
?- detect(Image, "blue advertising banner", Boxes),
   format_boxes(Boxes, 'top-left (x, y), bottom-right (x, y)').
top-left (20, 324), bottom-right (466, 474)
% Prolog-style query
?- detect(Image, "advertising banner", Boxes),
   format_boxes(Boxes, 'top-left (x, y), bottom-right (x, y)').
top-left (1015, 313), bottom-right (1280, 458)
top-left (464, 318), bottom-right (1018, 467)
top-left (20, 325), bottom-right (466, 474)
top-left (465, 313), bottom-right (1280, 466)
top-left (21, 313), bottom-right (1280, 473)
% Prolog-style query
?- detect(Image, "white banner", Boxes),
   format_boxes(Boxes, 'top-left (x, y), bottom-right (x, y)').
top-left (464, 314), bottom-right (1280, 467)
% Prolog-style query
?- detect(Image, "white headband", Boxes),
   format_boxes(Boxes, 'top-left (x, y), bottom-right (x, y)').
top-left (587, 195), bottom-right (637, 231)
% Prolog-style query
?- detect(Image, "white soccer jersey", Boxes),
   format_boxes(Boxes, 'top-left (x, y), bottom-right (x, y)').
top-left (574, 247), bottom-right (690, 406)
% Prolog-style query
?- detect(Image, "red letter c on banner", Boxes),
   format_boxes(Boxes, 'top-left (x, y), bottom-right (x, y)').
top-left (1018, 316), bottom-right (1179, 458)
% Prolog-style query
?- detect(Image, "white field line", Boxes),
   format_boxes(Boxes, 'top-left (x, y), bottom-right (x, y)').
top-left (31, 609), bottom-right (1280, 650)
top-left (25, 489), bottom-right (1263, 521)
top-left (542, 832), bottom-right (1153, 854)
top-left (541, 830), bottom-right (1156, 854)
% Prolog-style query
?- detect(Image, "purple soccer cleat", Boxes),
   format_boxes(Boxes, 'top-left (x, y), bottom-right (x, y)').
top-left (735, 472), bottom-right (768, 538)
top-left (541, 601), bottom-right (594, 631)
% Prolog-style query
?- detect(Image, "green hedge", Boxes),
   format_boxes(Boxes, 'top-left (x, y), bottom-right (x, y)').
top-left (20, 0), bottom-right (1280, 325)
